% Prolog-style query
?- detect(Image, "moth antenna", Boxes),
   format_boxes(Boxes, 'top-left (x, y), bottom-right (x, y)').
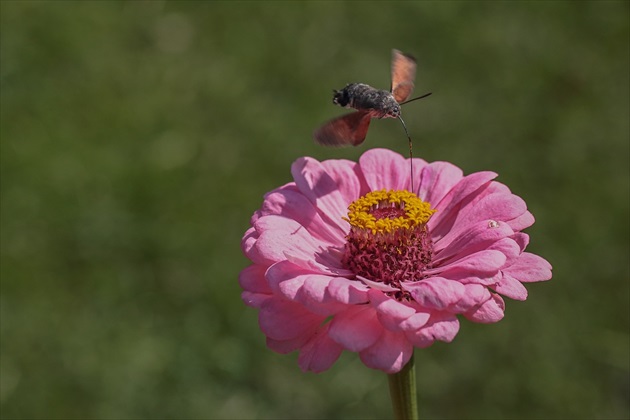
top-left (400, 92), bottom-right (432, 106)
top-left (397, 115), bottom-right (414, 193)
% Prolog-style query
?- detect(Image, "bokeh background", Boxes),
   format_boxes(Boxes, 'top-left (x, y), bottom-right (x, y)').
top-left (1, 1), bottom-right (628, 419)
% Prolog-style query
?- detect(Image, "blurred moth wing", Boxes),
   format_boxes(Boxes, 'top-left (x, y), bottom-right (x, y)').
top-left (313, 111), bottom-right (372, 147)
top-left (390, 49), bottom-right (417, 103)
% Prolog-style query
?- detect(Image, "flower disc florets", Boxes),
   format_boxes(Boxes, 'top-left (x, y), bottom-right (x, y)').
top-left (342, 190), bottom-right (436, 294)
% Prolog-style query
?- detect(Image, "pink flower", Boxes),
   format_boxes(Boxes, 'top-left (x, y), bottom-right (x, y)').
top-left (240, 148), bottom-right (552, 374)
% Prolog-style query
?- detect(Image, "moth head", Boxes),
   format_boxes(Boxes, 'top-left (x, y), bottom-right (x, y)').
top-left (387, 103), bottom-right (401, 118)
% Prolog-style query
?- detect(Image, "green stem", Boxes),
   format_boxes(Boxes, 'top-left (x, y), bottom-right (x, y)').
top-left (387, 352), bottom-right (418, 420)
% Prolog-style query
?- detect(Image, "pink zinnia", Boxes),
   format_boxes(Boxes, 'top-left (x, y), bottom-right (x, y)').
top-left (240, 148), bottom-right (552, 374)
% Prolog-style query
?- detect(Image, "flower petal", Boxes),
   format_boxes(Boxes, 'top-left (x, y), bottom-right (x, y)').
top-left (241, 291), bottom-right (270, 308)
top-left (512, 232), bottom-right (530, 252)
top-left (490, 237), bottom-right (522, 268)
top-left (258, 186), bottom-right (346, 245)
top-left (428, 171), bottom-right (498, 237)
top-left (291, 157), bottom-right (350, 234)
top-left (359, 329), bottom-right (413, 373)
top-left (267, 335), bottom-right (310, 354)
top-left (259, 298), bottom-right (323, 341)
top-left (241, 227), bottom-right (266, 265)
top-left (297, 275), bottom-right (348, 315)
top-left (283, 246), bottom-right (353, 276)
top-left (494, 274), bottom-right (528, 301)
top-left (359, 276), bottom-right (400, 292)
top-left (250, 182), bottom-right (295, 224)
top-left (368, 289), bottom-right (419, 331)
top-left (239, 264), bottom-right (271, 294)
top-left (298, 323), bottom-right (344, 373)
top-left (503, 252), bottom-right (552, 283)
top-left (464, 293), bottom-right (505, 323)
top-left (265, 260), bottom-right (315, 298)
top-left (326, 277), bottom-right (370, 305)
top-left (406, 312), bottom-right (460, 347)
top-left (441, 193), bottom-right (528, 242)
top-left (507, 210), bottom-right (535, 231)
top-left (359, 148), bottom-right (411, 191)
top-left (433, 219), bottom-right (515, 260)
top-left (253, 215), bottom-right (342, 272)
top-left (321, 158), bottom-right (366, 203)
top-left (450, 283), bottom-right (492, 313)
top-left (266, 261), bottom-right (347, 316)
top-left (427, 267), bottom-right (497, 286)
top-left (426, 249), bottom-right (506, 276)
top-left (403, 277), bottom-right (466, 310)
top-left (398, 311), bottom-right (432, 331)
top-left (328, 306), bottom-right (382, 352)
top-left (252, 216), bottom-right (314, 264)
top-left (417, 161), bottom-right (464, 205)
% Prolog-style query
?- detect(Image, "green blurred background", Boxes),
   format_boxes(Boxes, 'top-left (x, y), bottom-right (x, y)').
top-left (1, 1), bottom-right (628, 419)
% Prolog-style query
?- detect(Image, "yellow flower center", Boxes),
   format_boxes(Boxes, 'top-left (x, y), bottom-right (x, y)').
top-left (344, 189), bottom-right (436, 235)
top-left (342, 189), bottom-right (436, 298)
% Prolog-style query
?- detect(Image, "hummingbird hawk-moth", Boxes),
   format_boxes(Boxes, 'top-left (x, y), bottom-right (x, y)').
top-left (313, 49), bottom-right (431, 148)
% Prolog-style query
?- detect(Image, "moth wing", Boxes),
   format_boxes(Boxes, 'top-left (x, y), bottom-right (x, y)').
top-left (390, 49), bottom-right (417, 103)
top-left (313, 111), bottom-right (372, 147)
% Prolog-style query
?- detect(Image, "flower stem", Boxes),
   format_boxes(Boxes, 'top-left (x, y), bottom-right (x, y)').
top-left (388, 352), bottom-right (418, 420)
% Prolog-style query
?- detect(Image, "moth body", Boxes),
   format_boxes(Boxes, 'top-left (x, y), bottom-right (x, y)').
top-left (333, 83), bottom-right (401, 119)
top-left (313, 49), bottom-right (420, 147)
